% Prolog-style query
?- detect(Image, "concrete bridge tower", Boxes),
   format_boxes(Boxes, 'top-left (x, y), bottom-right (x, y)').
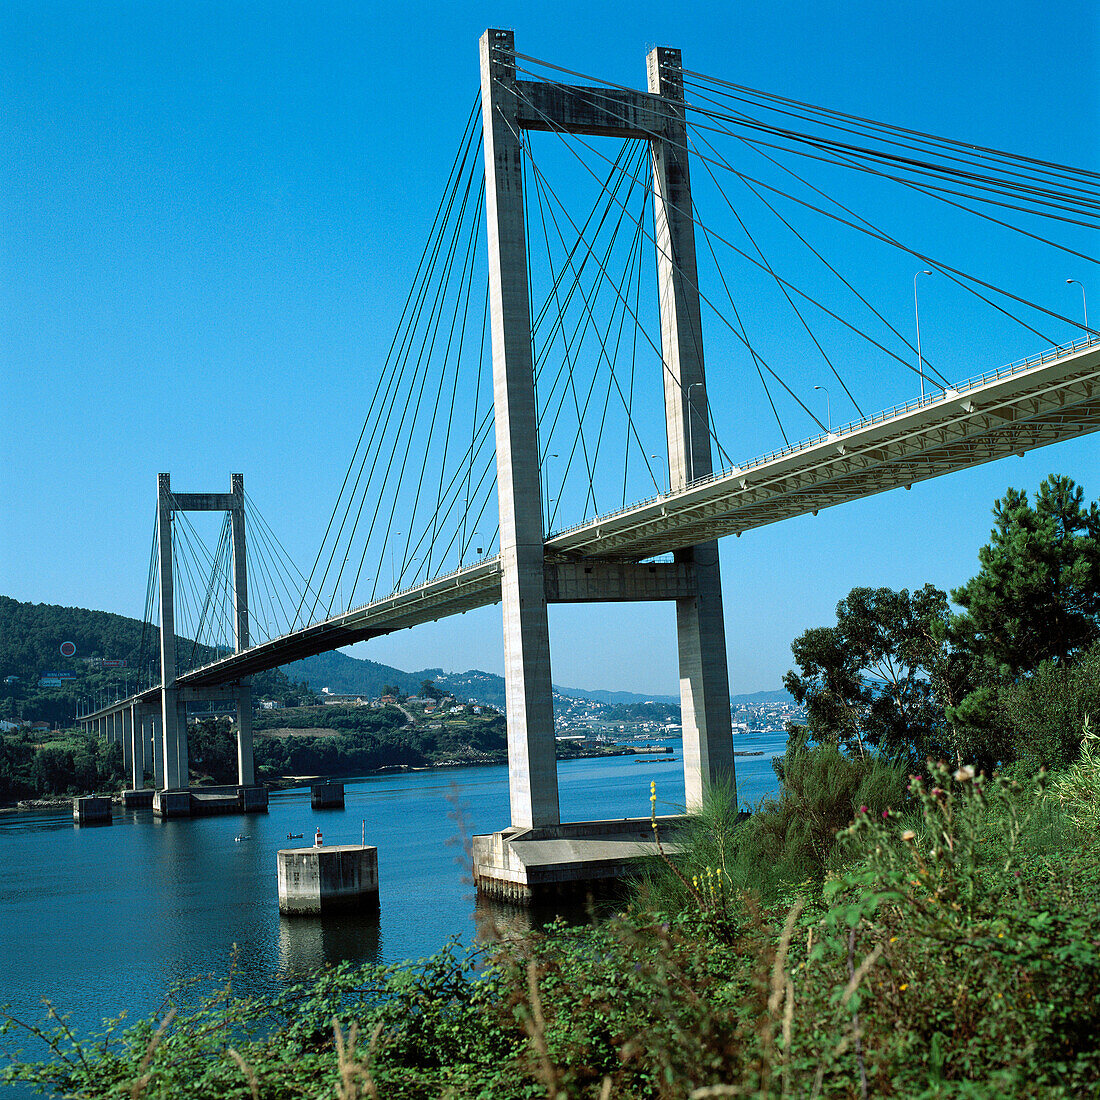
top-left (152, 472), bottom-right (260, 817)
top-left (475, 29), bottom-right (734, 895)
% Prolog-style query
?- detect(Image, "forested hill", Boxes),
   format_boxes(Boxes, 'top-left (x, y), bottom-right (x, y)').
top-left (0, 597), bottom-right (310, 724)
top-left (0, 596), bottom-right (149, 677)
top-left (279, 650), bottom-right (442, 699)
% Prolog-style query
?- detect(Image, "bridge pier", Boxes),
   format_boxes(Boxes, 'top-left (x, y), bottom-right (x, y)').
top-left (120, 706), bottom-right (132, 775)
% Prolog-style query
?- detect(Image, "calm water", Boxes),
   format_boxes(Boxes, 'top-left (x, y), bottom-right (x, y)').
top-left (0, 735), bottom-right (783, 1054)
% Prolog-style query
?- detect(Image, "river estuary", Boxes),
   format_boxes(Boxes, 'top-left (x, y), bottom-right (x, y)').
top-left (0, 734), bottom-right (784, 1078)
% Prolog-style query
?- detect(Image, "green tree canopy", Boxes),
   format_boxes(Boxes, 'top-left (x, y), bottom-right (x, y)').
top-left (950, 474), bottom-right (1100, 679)
top-left (784, 584), bottom-right (960, 764)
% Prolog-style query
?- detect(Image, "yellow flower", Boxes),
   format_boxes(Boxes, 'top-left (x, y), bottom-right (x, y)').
top-left (889, 936), bottom-right (898, 943)
top-left (997, 932), bottom-right (1004, 938)
top-left (899, 983), bottom-right (909, 991)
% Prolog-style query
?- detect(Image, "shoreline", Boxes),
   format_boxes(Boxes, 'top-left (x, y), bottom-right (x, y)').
top-left (0, 743), bottom-right (647, 813)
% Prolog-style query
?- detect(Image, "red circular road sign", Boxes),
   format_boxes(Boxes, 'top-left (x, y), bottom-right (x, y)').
top-left (60, 641), bottom-right (76, 657)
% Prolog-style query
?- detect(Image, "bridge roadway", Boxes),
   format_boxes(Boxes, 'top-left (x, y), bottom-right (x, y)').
top-left (87, 335), bottom-right (1100, 714)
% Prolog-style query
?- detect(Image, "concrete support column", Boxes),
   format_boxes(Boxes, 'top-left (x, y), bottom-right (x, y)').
top-left (481, 29), bottom-right (559, 828)
top-left (229, 474), bottom-right (256, 788)
top-left (157, 473), bottom-right (185, 790)
top-left (647, 47), bottom-right (735, 809)
top-left (151, 708), bottom-right (165, 789)
top-left (236, 684), bottom-right (254, 786)
top-left (173, 698), bottom-right (189, 789)
top-left (121, 707), bottom-right (133, 774)
top-left (128, 705), bottom-right (144, 789)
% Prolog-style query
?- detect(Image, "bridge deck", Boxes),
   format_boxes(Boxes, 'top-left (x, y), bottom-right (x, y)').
top-left (82, 336), bottom-right (1099, 714)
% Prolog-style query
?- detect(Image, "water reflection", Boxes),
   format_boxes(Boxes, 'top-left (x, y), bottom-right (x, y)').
top-left (276, 911), bottom-right (383, 981)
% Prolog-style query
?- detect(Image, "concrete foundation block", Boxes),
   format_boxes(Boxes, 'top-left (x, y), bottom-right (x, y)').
top-left (72, 796), bottom-right (112, 825)
top-left (153, 789), bottom-right (193, 818)
top-left (311, 782), bottom-right (345, 809)
top-left (472, 816), bottom-right (688, 905)
top-left (277, 844), bottom-right (379, 915)
top-left (121, 789), bottom-right (155, 809)
top-left (239, 785), bottom-right (269, 813)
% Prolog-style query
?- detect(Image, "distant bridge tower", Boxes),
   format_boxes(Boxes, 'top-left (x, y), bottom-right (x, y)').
top-left (480, 29), bottom-right (734, 827)
top-left (155, 472), bottom-right (255, 804)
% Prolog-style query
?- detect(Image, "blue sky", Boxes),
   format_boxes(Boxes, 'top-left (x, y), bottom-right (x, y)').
top-left (2, 0), bottom-right (1098, 695)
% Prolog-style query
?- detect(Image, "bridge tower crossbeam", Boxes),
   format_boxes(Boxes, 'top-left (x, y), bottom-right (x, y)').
top-left (480, 29), bottom-right (735, 829)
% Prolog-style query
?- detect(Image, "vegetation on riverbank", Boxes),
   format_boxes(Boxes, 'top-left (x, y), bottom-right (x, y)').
top-left (0, 728), bottom-right (125, 801)
top-left (4, 737), bottom-right (1099, 1098)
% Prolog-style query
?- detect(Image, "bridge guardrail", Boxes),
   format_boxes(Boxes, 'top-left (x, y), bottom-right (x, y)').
top-left (549, 334), bottom-right (1100, 540)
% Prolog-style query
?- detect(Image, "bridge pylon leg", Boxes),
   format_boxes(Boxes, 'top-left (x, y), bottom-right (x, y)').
top-left (235, 683), bottom-right (254, 786)
top-left (151, 708), bottom-right (164, 789)
top-left (481, 29), bottom-right (559, 829)
top-left (648, 47), bottom-right (736, 809)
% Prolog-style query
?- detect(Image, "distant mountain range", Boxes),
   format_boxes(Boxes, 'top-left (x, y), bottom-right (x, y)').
top-left (280, 649), bottom-right (791, 709)
top-left (1, 596), bottom-right (791, 721)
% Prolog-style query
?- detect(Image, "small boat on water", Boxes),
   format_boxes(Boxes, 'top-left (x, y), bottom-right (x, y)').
top-left (234, 834), bottom-right (249, 842)
top-left (287, 832), bottom-right (303, 840)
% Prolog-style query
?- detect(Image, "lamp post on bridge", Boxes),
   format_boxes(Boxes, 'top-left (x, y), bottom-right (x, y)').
top-left (1066, 279), bottom-right (1089, 335)
top-left (814, 385), bottom-right (832, 434)
top-left (651, 455), bottom-right (665, 495)
top-left (914, 269), bottom-right (934, 400)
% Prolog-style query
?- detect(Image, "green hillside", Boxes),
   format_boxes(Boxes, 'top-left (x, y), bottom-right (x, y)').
top-left (280, 650), bottom-right (442, 698)
top-left (0, 597), bottom-right (312, 725)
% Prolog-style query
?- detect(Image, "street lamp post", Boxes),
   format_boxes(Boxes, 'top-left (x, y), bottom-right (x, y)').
top-left (651, 455), bottom-right (665, 495)
top-left (1067, 279), bottom-right (1089, 335)
top-left (914, 269), bottom-right (933, 400)
top-left (390, 533), bottom-right (401, 591)
top-left (814, 385), bottom-right (832, 433)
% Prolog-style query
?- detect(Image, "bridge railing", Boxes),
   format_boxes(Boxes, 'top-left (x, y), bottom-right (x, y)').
top-left (549, 334), bottom-right (1100, 540)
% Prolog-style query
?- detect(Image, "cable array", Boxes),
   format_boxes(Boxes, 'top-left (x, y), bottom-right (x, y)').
top-left (132, 48), bottom-right (1098, 666)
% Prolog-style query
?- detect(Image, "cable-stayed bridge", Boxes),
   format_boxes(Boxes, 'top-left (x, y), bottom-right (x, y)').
top-left (77, 30), bottom-right (1099, 894)
top-left (163, 335), bottom-right (1099, 682)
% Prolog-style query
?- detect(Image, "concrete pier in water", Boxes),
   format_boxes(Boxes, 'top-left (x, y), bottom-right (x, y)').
top-left (72, 796), bottom-right (112, 825)
top-left (472, 816), bottom-right (688, 903)
top-left (311, 782), bottom-right (345, 809)
top-left (277, 844), bottom-right (379, 914)
top-left (153, 785), bottom-right (269, 818)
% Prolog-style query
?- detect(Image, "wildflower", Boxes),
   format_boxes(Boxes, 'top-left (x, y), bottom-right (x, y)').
top-left (997, 932), bottom-right (1004, 938)
top-left (882, 809), bottom-right (890, 819)
top-left (901, 830), bottom-right (916, 842)
top-left (899, 983), bottom-right (909, 991)
top-left (954, 765), bottom-right (975, 782)
top-left (889, 936), bottom-right (898, 943)
top-left (859, 805), bottom-right (869, 813)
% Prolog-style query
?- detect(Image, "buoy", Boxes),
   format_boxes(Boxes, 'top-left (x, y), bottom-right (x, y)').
top-left (314, 827), bottom-right (323, 847)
